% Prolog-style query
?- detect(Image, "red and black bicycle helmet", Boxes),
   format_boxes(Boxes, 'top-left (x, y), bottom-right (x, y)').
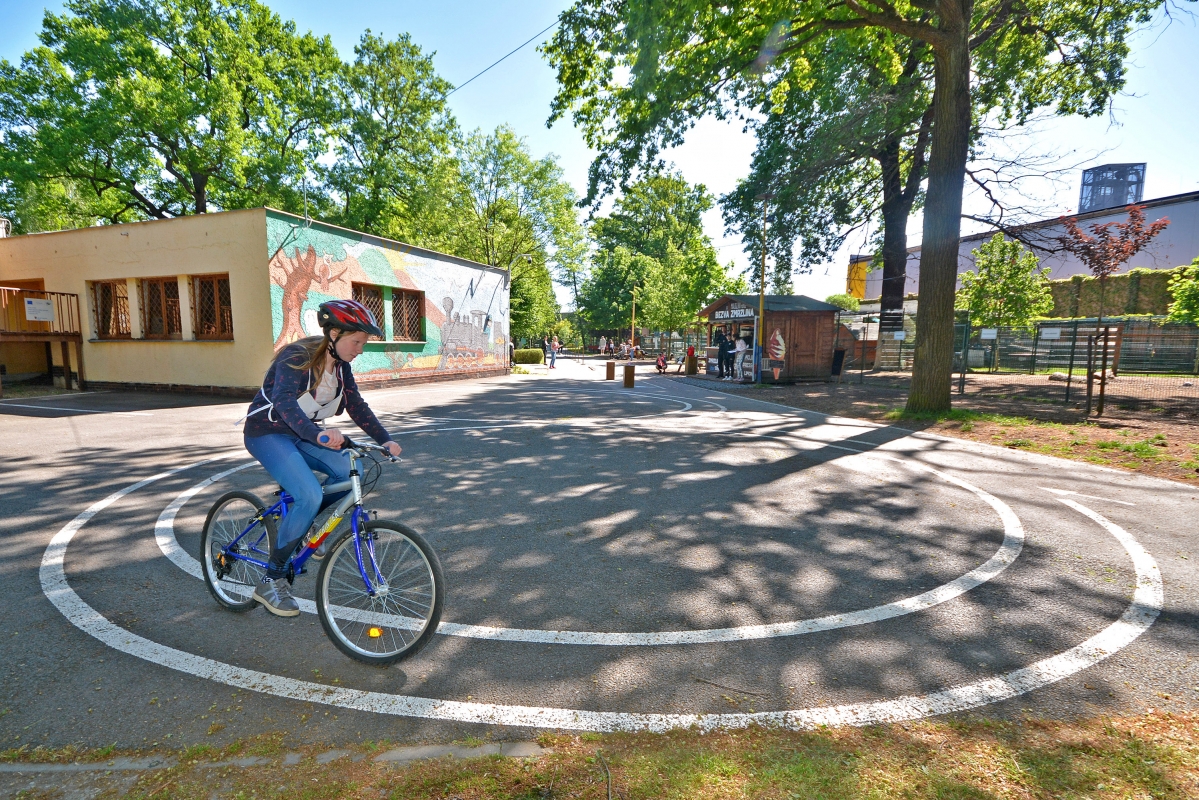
top-left (317, 299), bottom-right (383, 338)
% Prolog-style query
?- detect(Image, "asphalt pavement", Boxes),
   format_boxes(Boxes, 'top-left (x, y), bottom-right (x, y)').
top-left (2, 358), bottom-right (1197, 754)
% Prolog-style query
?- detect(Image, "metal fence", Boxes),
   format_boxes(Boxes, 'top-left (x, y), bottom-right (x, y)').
top-left (833, 314), bottom-right (1198, 416)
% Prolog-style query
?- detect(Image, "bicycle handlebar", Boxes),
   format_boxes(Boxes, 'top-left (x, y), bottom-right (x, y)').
top-left (318, 432), bottom-right (401, 462)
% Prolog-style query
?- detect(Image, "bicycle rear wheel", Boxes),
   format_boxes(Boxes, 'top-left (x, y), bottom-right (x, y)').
top-left (315, 520), bottom-right (444, 665)
top-left (201, 490), bottom-right (275, 612)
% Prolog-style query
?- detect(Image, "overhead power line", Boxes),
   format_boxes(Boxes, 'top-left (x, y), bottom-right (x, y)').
top-left (446, 20), bottom-right (560, 97)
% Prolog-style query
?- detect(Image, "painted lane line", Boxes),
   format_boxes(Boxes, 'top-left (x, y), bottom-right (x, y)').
top-left (42, 467), bottom-right (1161, 732)
top-left (0, 391), bottom-right (101, 403)
top-left (1039, 487), bottom-right (1135, 506)
top-left (0, 402), bottom-right (152, 416)
top-left (156, 444), bottom-right (1024, 645)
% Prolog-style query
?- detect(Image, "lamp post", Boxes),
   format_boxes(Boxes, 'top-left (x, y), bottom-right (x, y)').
top-left (753, 192), bottom-right (773, 383)
top-left (630, 284), bottom-right (638, 359)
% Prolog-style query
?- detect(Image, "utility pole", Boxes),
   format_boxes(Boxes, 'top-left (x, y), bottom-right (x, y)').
top-left (754, 192), bottom-right (773, 383)
top-left (630, 285), bottom-right (637, 357)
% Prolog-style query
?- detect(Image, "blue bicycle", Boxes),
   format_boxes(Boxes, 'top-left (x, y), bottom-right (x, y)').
top-left (199, 437), bottom-right (444, 665)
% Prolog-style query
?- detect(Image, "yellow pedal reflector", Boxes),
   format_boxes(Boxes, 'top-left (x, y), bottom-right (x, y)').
top-left (368, 627), bottom-right (383, 638)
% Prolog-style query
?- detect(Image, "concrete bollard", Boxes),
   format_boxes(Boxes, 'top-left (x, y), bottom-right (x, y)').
top-left (606, 361), bottom-right (616, 380)
top-left (623, 363), bottom-right (635, 388)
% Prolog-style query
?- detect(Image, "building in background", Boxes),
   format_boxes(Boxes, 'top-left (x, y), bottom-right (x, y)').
top-left (1079, 163), bottom-right (1146, 214)
top-left (844, 254), bottom-right (871, 300)
top-left (0, 209), bottom-right (510, 393)
top-left (859, 180), bottom-right (1198, 310)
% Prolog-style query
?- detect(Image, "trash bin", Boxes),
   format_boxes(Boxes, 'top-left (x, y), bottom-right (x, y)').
top-left (831, 348), bottom-right (846, 376)
top-left (685, 355), bottom-right (697, 375)
top-left (623, 363), bottom-right (635, 387)
top-left (606, 361), bottom-right (616, 380)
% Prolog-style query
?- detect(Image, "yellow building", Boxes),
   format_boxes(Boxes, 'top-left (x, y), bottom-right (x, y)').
top-left (845, 254), bottom-right (871, 300)
top-left (0, 209), bottom-right (511, 394)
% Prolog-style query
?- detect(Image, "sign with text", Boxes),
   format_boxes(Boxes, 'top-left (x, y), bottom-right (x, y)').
top-left (711, 303), bottom-right (756, 320)
top-left (1040, 327), bottom-right (1061, 340)
top-left (24, 298), bottom-right (54, 322)
top-left (980, 328), bottom-right (998, 340)
top-left (892, 331), bottom-right (907, 341)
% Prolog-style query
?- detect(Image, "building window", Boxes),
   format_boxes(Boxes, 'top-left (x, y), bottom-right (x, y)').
top-left (351, 283), bottom-right (384, 340)
top-left (392, 290), bottom-right (423, 342)
top-left (92, 281), bottom-right (131, 339)
top-left (192, 274), bottom-right (233, 340)
top-left (140, 278), bottom-right (182, 339)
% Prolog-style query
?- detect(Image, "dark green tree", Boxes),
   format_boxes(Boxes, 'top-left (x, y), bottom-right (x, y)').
top-left (0, 0), bottom-right (341, 219)
top-left (582, 171), bottom-right (735, 332)
top-left (325, 31), bottom-right (455, 238)
top-left (545, 0), bottom-right (1165, 411)
top-left (722, 34), bottom-right (933, 306)
top-left (443, 126), bottom-right (583, 341)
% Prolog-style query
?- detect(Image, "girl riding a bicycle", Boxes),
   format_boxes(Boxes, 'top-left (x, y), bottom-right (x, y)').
top-left (242, 298), bottom-right (401, 617)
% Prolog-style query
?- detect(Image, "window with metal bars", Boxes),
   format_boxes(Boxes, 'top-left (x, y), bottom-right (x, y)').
top-left (191, 274), bottom-right (234, 340)
top-left (351, 284), bottom-right (385, 340)
top-left (92, 281), bottom-right (131, 339)
top-left (140, 278), bottom-right (182, 339)
top-left (392, 290), bottom-right (423, 342)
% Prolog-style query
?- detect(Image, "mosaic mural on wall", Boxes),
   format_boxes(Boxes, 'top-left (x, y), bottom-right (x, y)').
top-left (265, 211), bottom-right (509, 381)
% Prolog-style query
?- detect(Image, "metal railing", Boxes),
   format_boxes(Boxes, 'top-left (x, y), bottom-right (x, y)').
top-left (0, 286), bottom-right (82, 337)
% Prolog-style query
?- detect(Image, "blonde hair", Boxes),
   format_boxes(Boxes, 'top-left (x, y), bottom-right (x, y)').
top-left (275, 335), bottom-right (330, 380)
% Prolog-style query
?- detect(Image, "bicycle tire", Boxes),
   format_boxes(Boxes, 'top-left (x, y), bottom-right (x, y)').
top-left (315, 520), bottom-right (444, 665)
top-left (201, 490), bottom-right (275, 612)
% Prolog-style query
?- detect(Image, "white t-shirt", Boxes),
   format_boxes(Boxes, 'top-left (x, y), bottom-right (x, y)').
top-left (313, 369), bottom-right (339, 405)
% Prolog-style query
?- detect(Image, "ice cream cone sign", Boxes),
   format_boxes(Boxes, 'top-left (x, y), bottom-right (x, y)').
top-left (772, 367), bottom-right (781, 379)
top-left (767, 328), bottom-right (786, 360)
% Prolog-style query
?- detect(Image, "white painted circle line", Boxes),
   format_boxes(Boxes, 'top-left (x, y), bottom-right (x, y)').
top-left (155, 442), bottom-right (1023, 645)
top-left (41, 461), bottom-right (1163, 732)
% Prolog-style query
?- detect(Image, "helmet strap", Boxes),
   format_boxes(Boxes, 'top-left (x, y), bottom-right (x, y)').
top-left (326, 330), bottom-right (346, 364)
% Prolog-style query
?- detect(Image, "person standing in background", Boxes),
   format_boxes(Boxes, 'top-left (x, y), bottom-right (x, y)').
top-left (598, 335), bottom-right (607, 356)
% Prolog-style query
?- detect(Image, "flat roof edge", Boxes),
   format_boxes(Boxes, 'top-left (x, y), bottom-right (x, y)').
top-left (263, 209), bottom-right (507, 276)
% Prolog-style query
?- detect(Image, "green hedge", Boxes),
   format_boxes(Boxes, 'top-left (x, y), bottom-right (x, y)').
top-left (513, 348), bottom-right (545, 364)
top-left (1047, 266), bottom-right (1189, 318)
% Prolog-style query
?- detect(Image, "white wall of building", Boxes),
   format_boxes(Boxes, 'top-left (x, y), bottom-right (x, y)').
top-left (863, 191), bottom-right (1199, 300)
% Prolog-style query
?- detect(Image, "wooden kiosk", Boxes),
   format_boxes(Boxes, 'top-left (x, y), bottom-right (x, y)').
top-left (698, 294), bottom-right (840, 382)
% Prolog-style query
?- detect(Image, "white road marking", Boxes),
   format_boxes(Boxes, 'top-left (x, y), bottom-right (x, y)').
top-left (0, 402), bottom-right (152, 416)
top-left (0, 391), bottom-right (100, 402)
top-left (155, 435), bottom-right (1025, 645)
top-left (41, 467), bottom-right (1162, 731)
top-left (1039, 487), bottom-right (1136, 506)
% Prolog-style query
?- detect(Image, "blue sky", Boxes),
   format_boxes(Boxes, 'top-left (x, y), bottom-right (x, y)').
top-left (3, 1), bottom-right (1197, 302)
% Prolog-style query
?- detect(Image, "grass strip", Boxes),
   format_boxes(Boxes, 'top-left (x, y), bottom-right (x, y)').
top-left (5, 713), bottom-right (1198, 798)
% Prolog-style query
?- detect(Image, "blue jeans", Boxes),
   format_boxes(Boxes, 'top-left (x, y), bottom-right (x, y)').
top-left (244, 433), bottom-right (351, 579)
top-left (549, 348), bottom-right (557, 367)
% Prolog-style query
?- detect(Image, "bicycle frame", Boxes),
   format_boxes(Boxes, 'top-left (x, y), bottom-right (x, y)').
top-left (218, 448), bottom-right (390, 596)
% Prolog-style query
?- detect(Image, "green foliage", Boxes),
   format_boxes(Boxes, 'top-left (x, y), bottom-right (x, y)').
top-left (550, 318), bottom-right (582, 350)
top-left (957, 234), bottom-right (1053, 328)
top-left (512, 348), bottom-right (545, 365)
top-left (324, 31), bottom-right (454, 238)
top-left (579, 171), bottom-right (735, 333)
top-left (1167, 259), bottom-right (1199, 324)
top-left (825, 294), bottom-right (860, 312)
top-left (639, 243), bottom-right (697, 334)
top-left (0, 177), bottom-right (131, 234)
top-left (442, 126), bottom-right (578, 341)
top-left (0, 0), bottom-right (342, 218)
top-left (0, 4), bottom-right (585, 345)
top-left (1045, 265), bottom-right (1185, 318)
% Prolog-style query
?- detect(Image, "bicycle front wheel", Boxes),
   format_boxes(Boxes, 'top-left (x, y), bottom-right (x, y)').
top-left (315, 520), bottom-right (444, 665)
top-left (201, 490), bottom-right (274, 612)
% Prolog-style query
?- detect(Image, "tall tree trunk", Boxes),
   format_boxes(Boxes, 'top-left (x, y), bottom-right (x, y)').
top-left (194, 173), bottom-right (208, 214)
top-left (906, 18), bottom-right (972, 414)
top-left (878, 141), bottom-right (910, 315)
